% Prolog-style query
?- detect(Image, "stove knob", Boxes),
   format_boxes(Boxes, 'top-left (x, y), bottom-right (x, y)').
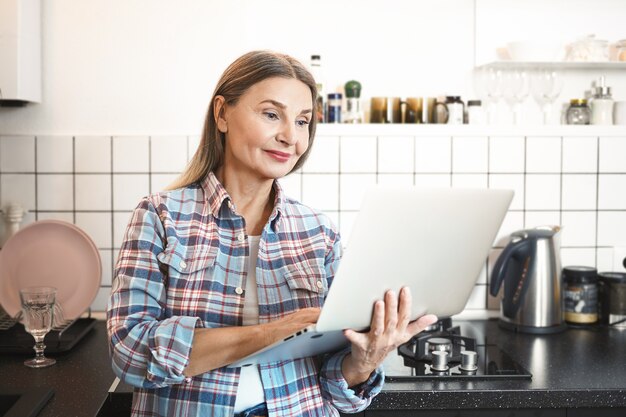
top-left (460, 350), bottom-right (478, 371)
top-left (431, 351), bottom-right (449, 371)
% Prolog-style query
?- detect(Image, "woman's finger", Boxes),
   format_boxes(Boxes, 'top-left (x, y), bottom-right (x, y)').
top-left (371, 299), bottom-right (386, 336)
top-left (384, 290), bottom-right (398, 331)
top-left (397, 287), bottom-right (412, 329)
top-left (406, 314), bottom-right (439, 336)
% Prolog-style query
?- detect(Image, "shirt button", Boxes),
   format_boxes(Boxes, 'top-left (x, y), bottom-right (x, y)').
top-left (184, 377), bottom-right (192, 383)
top-left (235, 287), bottom-right (244, 295)
top-left (237, 233), bottom-right (245, 242)
top-left (316, 280), bottom-right (324, 289)
top-left (179, 260), bottom-right (187, 270)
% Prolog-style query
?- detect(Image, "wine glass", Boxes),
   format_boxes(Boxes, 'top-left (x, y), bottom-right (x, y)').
top-left (19, 286), bottom-right (57, 368)
top-left (531, 69), bottom-right (564, 124)
top-left (502, 69), bottom-right (530, 125)
top-left (474, 66), bottom-right (503, 124)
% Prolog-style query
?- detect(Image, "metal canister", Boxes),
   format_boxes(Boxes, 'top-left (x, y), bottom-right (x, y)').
top-left (563, 266), bottom-right (598, 324)
top-left (597, 272), bottom-right (626, 328)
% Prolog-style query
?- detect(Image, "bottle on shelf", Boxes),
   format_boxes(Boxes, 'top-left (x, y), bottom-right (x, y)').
top-left (590, 76), bottom-right (614, 125)
top-left (343, 80), bottom-right (363, 123)
top-left (310, 55), bottom-right (325, 123)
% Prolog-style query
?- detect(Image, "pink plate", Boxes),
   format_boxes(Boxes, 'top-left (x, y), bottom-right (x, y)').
top-left (0, 220), bottom-right (102, 320)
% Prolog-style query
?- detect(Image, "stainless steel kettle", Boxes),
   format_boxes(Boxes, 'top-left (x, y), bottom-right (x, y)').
top-left (490, 225), bottom-right (566, 334)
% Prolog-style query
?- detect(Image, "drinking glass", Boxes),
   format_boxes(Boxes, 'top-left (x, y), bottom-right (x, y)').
top-left (502, 69), bottom-right (530, 125)
top-left (474, 66), bottom-right (503, 124)
top-left (531, 69), bottom-right (564, 124)
top-left (19, 286), bottom-right (57, 368)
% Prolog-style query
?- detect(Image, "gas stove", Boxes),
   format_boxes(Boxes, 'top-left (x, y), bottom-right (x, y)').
top-left (384, 318), bottom-right (532, 381)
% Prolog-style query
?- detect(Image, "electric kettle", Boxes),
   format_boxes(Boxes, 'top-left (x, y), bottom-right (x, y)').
top-left (490, 225), bottom-right (566, 334)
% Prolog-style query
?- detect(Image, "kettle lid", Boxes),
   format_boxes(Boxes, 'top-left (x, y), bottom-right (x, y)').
top-left (511, 225), bottom-right (560, 239)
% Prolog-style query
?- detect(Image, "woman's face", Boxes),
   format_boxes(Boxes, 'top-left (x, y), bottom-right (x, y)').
top-left (217, 76), bottom-right (312, 181)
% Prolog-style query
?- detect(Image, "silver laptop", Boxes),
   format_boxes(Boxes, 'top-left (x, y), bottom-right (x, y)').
top-left (228, 186), bottom-right (513, 368)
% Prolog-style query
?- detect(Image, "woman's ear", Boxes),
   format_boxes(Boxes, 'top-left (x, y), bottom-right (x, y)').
top-left (214, 95), bottom-right (228, 133)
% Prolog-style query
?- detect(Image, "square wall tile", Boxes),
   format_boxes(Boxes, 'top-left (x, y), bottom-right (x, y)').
top-left (302, 174), bottom-right (338, 211)
top-left (596, 248), bottom-right (614, 271)
top-left (37, 212), bottom-right (74, 222)
top-left (188, 135), bottom-right (201, 161)
top-left (278, 173), bottom-right (301, 201)
top-left (302, 136), bottom-right (339, 173)
top-left (0, 174), bottom-right (35, 210)
top-left (598, 175), bottom-right (626, 209)
top-left (599, 136), bottom-right (626, 173)
top-left (75, 174), bottom-right (111, 211)
top-left (415, 136), bottom-right (451, 173)
top-left (525, 174), bottom-right (560, 210)
top-left (452, 136), bottom-right (487, 173)
top-left (113, 136), bottom-right (149, 173)
top-left (75, 136), bottom-right (111, 173)
top-left (113, 174), bottom-right (150, 211)
top-left (151, 136), bottom-right (187, 173)
top-left (1, 136), bottom-right (35, 172)
top-left (414, 174), bottom-right (451, 187)
top-left (562, 174), bottom-right (597, 210)
top-left (526, 136), bottom-right (561, 173)
top-left (37, 174), bottom-right (74, 211)
top-left (377, 174), bottom-right (413, 186)
top-left (489, 174), bottom-right (524, 210)
top-left (489, 136), bottom-right (525, 173)
top-left (151, 173), bottom-right (178, 193)
top-left (340, 136), bottom-right (376, 173)
top-left (452, 174), bottom-right (487, 188)
top-left (561, 211), bottom-right (596, 247)
top-left (562, 136), bottom-right (597, 173)
top-left (99, 249), bottom-right (113, 286)
top-left (561, 248), bottom-right (596, 269)
top-left (525, 211), bottom-right (560, 229)
top-left (76, 212), bottom-right (112, 249)
top-left (91, 287), bottom-right (112, 312)
top-left (37, 136), bottom-right (73, 173)
top-left (378, 136), bottom-right (413, 173)
top-left (597, 212), bottom-right (626, 247)
top-left (113, 212), bottom-right (134, 249)
top-left (340, 174), bottom-right (376, 210)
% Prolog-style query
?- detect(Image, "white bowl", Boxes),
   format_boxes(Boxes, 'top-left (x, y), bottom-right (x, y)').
top-left (506, 41), bottom-right (564, 62)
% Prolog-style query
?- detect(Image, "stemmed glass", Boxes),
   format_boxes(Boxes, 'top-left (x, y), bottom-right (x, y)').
top-left (19, 286), bottom-right (57, 368)
top-left (531, 69), bottom-right (564, 124)
top-left (502, 69), bottom-right (530, 125)
top-left (474, 66), bottom-right (503, 124)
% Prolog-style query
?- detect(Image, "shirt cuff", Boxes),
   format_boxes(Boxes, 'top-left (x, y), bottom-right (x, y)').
top-left (322, 348), bottom-right (385, 399)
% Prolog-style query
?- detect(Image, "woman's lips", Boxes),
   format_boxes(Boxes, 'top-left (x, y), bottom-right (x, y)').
top-left (265, 150), bottom-right (292, 162)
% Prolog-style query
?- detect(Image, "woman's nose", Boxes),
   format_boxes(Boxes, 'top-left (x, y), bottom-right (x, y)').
top-left (277, 121), bottom-right (297, 145)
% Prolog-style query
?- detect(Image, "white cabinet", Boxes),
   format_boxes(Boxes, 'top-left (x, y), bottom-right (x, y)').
top-left (0, 0), bottom-right (41, 105)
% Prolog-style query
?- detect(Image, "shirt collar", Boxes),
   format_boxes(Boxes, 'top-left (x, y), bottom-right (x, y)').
top-left (201, 171), bottom-right (285, 233)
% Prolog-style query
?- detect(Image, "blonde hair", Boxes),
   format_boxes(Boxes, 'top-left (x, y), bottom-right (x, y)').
top-left (168, 50), bottom-right (318, 190)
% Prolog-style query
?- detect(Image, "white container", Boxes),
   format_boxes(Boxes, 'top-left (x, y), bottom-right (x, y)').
top-left (506, 40), bottom-right (564, 62)
top-left (614, 101), bottom-right (626, 125)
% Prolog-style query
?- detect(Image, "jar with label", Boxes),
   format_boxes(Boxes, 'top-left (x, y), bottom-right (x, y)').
top-left (326, 93), bottom-right (342, 123)
top-left (446, 96), bottom-right (464, 125)
top-left (467, 100), bottom-right (486, 125)
top-left (563, 266), bottom-right (598, 324)
top-left (566, 99), bottom-right (591, 125)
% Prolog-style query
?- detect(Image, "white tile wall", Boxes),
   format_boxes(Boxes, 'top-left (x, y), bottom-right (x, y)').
top-left (1, 132), bottom-right (625, 313)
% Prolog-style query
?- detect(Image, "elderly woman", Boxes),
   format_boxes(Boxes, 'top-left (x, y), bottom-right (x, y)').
top-left (107, 50), bottom-right (436, 417)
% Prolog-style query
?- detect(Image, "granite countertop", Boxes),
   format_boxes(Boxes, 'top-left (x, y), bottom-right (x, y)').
top-left (0, 319), bottom-right (625, 416)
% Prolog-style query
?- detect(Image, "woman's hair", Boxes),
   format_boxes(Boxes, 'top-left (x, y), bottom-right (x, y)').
top-left (168, 50), bottom-right (318, 190)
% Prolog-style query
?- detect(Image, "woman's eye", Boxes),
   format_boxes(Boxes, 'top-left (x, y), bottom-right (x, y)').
top-left (296, 120), bottom-right (310, 127)
top-left (264, 112), bottom-right (279, 120)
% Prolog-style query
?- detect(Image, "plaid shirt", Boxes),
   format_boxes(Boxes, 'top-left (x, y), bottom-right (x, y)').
top-left (107, 172), bottom-right (383, 417)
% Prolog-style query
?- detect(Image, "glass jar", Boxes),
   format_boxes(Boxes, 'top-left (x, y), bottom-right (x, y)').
top-left (326, 93), bottom-right (342, 123)
top-left (566, 99), bottom-right (591, 125)
top-left (563, 266), bottom-right (598, 324)
top-left (467, 100), bottom-right (486, 125)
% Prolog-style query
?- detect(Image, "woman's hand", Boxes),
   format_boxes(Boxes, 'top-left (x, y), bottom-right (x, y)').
top-left (262, 307), bottom-right (321, 346)
top-left (341, 287), bottom-right (438, 387)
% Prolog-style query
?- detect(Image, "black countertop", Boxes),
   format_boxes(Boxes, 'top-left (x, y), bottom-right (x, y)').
top-left (0, 319), bottom-right (625, 416)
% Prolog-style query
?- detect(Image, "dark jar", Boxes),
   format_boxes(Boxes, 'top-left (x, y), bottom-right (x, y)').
top-left (597, 272), bottom-right (626, 328)
top-left (563, 266), bottom-right (598, 324)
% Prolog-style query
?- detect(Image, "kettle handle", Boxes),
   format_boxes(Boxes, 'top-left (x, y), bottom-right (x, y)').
top-left (489, 238), bottom-right (531, 297)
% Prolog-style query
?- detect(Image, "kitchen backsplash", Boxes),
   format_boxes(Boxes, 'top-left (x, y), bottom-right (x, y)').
top-left (1, 127), bottom-right (625, 315)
